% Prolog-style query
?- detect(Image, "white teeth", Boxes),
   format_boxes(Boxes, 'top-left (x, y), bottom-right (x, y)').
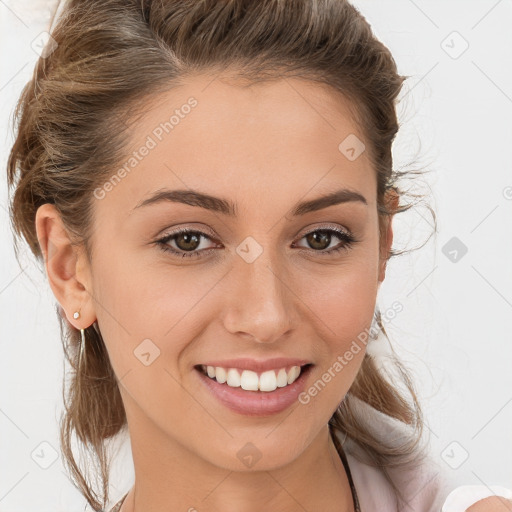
top-left (226, 368), bottom-right (241, 387)
top-left (202, 364), bottom-right (304, 392)
top-left (276, 368), bottom-right (288, 387)
top-left (259, 370), bottom-right (277, 392)
top-left (287, 366), bottom-right (301, 384)
top-left (240, 370), bottom-right (259, 391)
top-left (214, 366), bottom-right (227, 383)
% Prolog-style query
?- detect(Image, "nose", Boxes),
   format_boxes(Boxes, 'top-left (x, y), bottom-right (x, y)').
top-left (222, 249), bottom-right (298, 344)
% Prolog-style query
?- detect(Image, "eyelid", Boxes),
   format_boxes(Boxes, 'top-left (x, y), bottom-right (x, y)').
top-left (298, 222), bottom-right (351, 237)
top-left (158, 223), bottom-right (218, 240)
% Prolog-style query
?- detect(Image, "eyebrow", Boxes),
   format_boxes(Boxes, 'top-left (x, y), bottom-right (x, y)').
top-left (132, 187), bottom-right (367, 216)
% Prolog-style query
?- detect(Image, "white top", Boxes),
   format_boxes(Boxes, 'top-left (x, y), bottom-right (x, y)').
top-left (344, 448), bottom-right (452, 511)
top-left (337, 397), bottom-right (454, 511)
top-left (337, 397), bottom-right (511, 512)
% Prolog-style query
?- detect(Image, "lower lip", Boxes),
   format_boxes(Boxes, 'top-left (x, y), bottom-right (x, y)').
top-left (195, 365), bottom-right (313, 417)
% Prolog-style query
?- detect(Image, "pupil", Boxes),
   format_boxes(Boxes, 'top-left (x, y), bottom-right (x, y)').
top-left (308, 231), bottom-right (330, 250)
top-left (177, 232), bottom-right (199, 251)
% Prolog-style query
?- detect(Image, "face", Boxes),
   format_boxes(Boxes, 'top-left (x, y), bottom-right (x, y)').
top-left (39, 73), bottom-right (393, 473)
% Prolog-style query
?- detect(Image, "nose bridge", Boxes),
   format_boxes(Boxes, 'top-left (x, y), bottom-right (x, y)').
top-left (222, 239), bottom-right (296, 343)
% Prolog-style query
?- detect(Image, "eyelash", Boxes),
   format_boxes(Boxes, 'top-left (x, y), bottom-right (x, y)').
top-left (154, 226), bottom-right (357, 259)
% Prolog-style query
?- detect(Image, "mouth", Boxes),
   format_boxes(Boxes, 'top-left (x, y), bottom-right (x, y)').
top-left (194, 363), bottom-right (314, 393)
top-left (193, 363), bottom-right (314, 416)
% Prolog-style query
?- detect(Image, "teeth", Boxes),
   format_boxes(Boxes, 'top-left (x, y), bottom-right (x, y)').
top-left (259, 370), bottom-right (277, 392)
top-left (240, 370), bottom-right (259, 391)
top-left (215, 366), bottom-right (227, 384)
top-left (287, 366), bottom-right (301, 384)
top-left (276, 368), bottom-right (288, 387)
top-left (226, 368), bottom-right (241, 387)
top-left (201, 364), bottom-right (304, 392)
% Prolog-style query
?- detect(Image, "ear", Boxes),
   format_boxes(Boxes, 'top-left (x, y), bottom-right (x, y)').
top-left (35, 204), bottom-right (96, 328)
top-left (378, 188), bottom-right (399, 284)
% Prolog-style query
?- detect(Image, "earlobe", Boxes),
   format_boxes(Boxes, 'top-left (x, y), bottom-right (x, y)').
top-left (35, 204), bottom-right (95, 327)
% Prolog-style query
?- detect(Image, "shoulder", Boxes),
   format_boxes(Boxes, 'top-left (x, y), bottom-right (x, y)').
top-left (442, 486), bottom-right (512, 512)
top-left (334, 398), bottom-right (457, 512)
top-left (344, 448), bottom-right (453, 512)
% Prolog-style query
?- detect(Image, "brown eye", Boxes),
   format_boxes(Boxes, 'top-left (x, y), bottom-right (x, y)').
top-left (174, 232), bottom-right (202, 252)
top-left (295, 227), bottom-right (357, 256)
top-left (156, 229), bottom-right (219, 259)
top-left (156, 226), bottom-right (357, 260)
top-left (305, 230), bottom-right (332, 250)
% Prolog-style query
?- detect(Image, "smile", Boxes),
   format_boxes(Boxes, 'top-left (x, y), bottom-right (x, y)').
top-left (197, 363), bottom-right (310, 392)
top-left (194, 364), bottom-right (314, 416)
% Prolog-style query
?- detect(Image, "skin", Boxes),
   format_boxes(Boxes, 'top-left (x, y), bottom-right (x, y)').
top-left (467, 497), bottom-right (512, 512)
top-left (36, 74), bottom-right (397, 512)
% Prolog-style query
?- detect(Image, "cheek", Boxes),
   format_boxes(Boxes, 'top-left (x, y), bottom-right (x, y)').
top-left (294, 244), bottom-right (379, 367)
top-left (301, 271), bottom-right (378, 375)
top-left (308, 260), bottom-right (377, 307)
top-left (290, 260), bottom-right (379, 421)
top-left (90, 246), bottom-right (220, 378)
top-left (299, 246), bottom-right (380, 336)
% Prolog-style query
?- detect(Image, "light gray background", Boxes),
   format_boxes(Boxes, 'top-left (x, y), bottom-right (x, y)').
top-left (1, 1), bottom-right (511, 511)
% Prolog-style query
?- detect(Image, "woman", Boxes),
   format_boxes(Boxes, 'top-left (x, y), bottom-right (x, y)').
top-left (6, 0), bottom-right (508, 511)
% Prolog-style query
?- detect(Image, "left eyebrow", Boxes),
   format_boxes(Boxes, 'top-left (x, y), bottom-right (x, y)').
top-left (291, 188), bottom-right (368, 216)
top-left (131, 187), bottom-right (368, 216)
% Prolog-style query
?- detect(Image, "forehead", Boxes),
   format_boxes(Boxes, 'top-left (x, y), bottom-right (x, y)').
top-left (99, 74), bottom-right (375, 218)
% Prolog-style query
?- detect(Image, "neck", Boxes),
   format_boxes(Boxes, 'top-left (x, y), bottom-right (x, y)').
top-left (119, 412), bottom-right (354, 512)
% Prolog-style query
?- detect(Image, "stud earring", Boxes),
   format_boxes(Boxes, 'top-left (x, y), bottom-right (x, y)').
top-left (73, 311), bottom-right (80, 319)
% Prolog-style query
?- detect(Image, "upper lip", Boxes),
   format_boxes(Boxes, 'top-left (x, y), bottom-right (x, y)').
top-left (196, 357), bottom-right (312, 373)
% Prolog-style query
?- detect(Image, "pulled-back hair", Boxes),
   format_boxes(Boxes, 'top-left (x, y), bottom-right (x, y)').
top-left (7, 0), bottom-right (434, 509)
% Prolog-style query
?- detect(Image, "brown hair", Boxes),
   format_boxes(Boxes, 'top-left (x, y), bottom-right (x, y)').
top-left (7, 0), bottom-right (435, 510)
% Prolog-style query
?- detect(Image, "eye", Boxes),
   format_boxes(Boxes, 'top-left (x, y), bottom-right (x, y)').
top-left (293, 226), bottom-right (357, 256)
top-left (154, 225), bottom-right (358, 260)
top-left (155, 228), bottom-right (220, 259)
